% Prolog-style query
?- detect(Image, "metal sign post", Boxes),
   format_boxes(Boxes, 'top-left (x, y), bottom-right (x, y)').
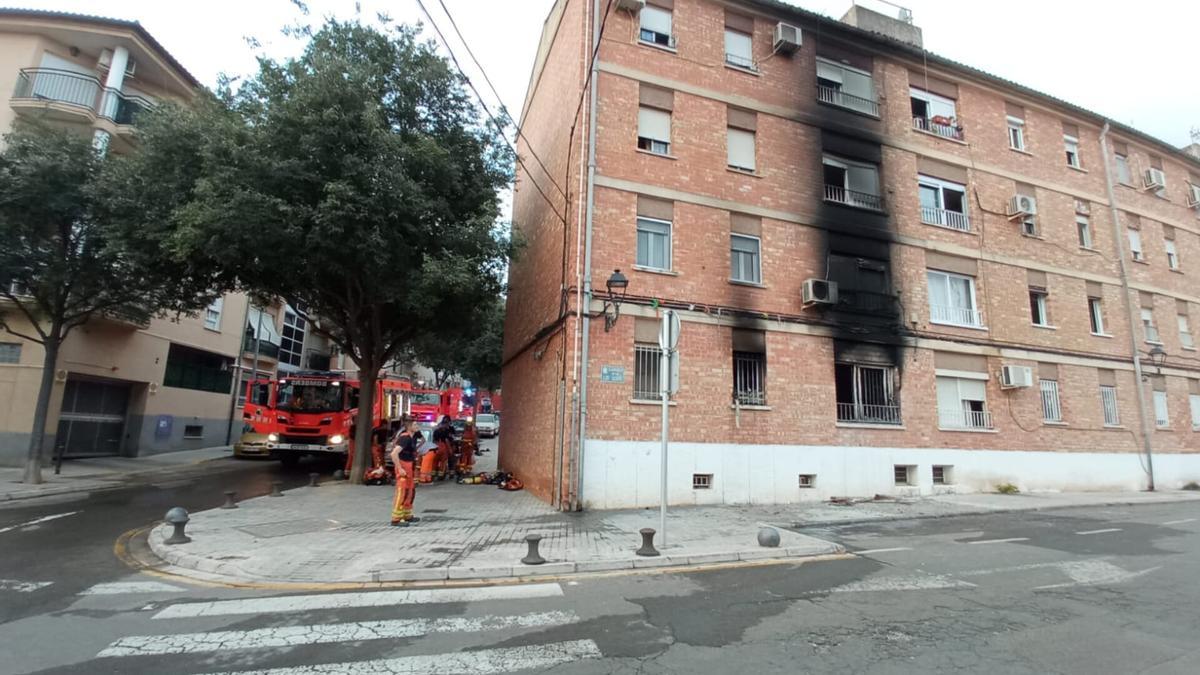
top-left (658, 310), bottom-right (681, 547)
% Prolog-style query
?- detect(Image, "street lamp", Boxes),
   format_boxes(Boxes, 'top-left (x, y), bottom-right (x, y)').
top-left (602, 269), bottom-right (630, 332)
top-left (1140, 344), bottom-right (1167, 379)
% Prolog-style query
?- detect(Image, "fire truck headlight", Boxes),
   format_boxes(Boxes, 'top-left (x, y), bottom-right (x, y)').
top-left (330, 434), bottom-right (345, 445)
top-left (267, 433), bottom-right (279, 442)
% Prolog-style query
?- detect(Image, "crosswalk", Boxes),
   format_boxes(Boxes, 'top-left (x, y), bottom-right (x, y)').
top-left (86, 581), bottom-right (601, 674)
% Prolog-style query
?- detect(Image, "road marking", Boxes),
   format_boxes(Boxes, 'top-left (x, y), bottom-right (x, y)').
top-left (0, 579), bottom-right (53, 593)
top-left (0, 511), bottom-right (80, 534)
top-left (153, 583), bottom-right (565, 619)
top-left (831, 574), bottom-right (976, 593)
top-left (100, 610), bottom-right (579, 656)
top-left (1163, 518), bottom-right (1196, 526)
top-left (855, 547), bottom-right (912, 555)
top-left (1035, 561), bottom-right (1160, 590)
top-left (967, 537), bottom-right (1030, 545)
top-left (80, 581), bottom-right (183, 596)
top-left (1075, 528), bottom-right (1122, 535)
top-left (208, 639), bottom-right (602, 674)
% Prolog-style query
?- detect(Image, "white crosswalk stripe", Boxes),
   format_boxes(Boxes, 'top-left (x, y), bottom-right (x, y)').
top-left (208, 640), bottom-right (603, 675)
top-left (0, 511), bottom-right (80, 534)
top-left (153, 583), bottom-right (564, 619)
top-left (0, 579), bottom-right (52, 593)
top-left (100, 610), bottom-right (579, 656)
top-left (80, 581), bottom-right (183, 596)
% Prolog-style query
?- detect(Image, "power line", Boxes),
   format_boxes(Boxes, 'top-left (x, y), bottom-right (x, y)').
top-left (413, 0), bottom-right (567, 225)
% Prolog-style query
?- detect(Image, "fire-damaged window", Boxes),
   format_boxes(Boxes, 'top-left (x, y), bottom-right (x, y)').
top-left (731, 328), bottom-right (766, 406)
top-left (835, 343), bottom-right (900, 425)
top-left (826, 237), bottom-right (894, 317)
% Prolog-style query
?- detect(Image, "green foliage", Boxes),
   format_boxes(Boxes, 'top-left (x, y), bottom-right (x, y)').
top-left (1183, 481), bottom-right (1200, 491)
top-left (411, 295), bottom-right (504, 391)
top-left (995, 483), bottom-right (1020, 495)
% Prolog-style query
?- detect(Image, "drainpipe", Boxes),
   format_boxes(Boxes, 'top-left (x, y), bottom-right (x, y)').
top-left (224, 294), bottom-right (254, 445)
top-left (1099, 122), bottom-right (1155, 491)
top-left (575, 0), bottom-right (602, 511)
top-left (92, 45), bottom-right (130, 153)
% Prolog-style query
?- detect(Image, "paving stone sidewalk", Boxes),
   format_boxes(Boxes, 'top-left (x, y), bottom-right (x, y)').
top-left (1, 446), bottom-right (235, 502)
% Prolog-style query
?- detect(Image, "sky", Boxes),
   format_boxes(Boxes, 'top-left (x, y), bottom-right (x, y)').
top-left (10, 0), bottom-right (1198, 148)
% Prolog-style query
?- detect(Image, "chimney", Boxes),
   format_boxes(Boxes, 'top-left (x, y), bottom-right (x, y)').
top-left (840, 1), bottom-right (922, 49)
top-left (1184, 143), bottom-right (1200, 161)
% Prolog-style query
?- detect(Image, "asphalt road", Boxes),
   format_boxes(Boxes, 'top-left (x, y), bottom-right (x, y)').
top-left (1, 480), bottom-right (1197, 673)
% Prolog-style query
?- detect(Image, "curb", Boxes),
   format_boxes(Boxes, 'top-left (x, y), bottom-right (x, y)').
top-left (145, 521), bottom-right (846, 585)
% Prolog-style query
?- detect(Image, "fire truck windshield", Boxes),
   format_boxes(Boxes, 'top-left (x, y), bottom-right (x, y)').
top-left (277, 382), bottom-right (344, 413)
top-left (412, 392), bottom-right (441, 406)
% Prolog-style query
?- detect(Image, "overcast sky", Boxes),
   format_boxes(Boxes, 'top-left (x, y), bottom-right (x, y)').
top-left (12, 0), bottom-right (1197, 147)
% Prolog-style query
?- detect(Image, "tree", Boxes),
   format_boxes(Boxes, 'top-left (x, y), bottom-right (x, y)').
top-left (412, 296), bottom-right (503, 395)
top-left (0, 122), bottom-right (217, 484)
top-left (116, 20), bottom-right (511, 484)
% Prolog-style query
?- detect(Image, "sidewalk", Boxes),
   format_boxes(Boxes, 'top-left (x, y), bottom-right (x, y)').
top-left (1, 446), bottom-right (235, 502)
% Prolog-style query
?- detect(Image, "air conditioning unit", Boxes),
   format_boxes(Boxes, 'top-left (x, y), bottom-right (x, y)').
top-left (802, 278), bottom-right (838, 306)
top-left (1143, 168), bottom-right (1166, 190)
top-left (615, 0), bottom-right (645, 11)
top-left (97, 49), bottom-right (137, 78)
top-left (1008, 194), bottom-right (1037, 218)
top-left (999, 365), bottom-right (1034, 389)
top-left (773, 22), bottom-right (802, 55)
top-left (1075, 200), bottom-right (1090, 215)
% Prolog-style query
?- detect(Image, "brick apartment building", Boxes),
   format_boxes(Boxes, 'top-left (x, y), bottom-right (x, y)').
top-left (501, 0), bottom-right (1200, 509)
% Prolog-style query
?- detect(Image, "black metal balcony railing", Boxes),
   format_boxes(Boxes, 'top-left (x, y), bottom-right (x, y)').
top-left (243, 335), bottom-right (281, 360)
top-left (835, 289), bottom-right (899, 316)
top-left (816, 84), bottom-right (880, 117)
top-left (12, 68), bottom-right (155, 126)
top-left (837, 402), bottom-right (902, 425)
top-left (824, 184), bottom-right (885, 211)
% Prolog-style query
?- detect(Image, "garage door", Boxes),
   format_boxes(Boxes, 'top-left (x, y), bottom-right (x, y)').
top-left (54, 378), bottom-right (130, 458)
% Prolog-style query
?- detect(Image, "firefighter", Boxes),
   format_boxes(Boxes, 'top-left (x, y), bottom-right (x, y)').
top-left (389, 420), bottom-right (421, 526)
top-left (458, 420), bottom-right (478, 476)
top-left (432, 415), bottom-right (453, 481)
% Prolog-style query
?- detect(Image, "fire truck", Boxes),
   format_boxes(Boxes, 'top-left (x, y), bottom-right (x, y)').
top-left (240, 371), bottom-right (411, 466)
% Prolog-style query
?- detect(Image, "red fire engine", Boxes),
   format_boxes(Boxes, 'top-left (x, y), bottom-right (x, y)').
top-left (240, 371), bottom-right (411, 466)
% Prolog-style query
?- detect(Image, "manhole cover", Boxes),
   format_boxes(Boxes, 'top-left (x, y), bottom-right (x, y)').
top-left (236, 519), bottom-right (333, 538)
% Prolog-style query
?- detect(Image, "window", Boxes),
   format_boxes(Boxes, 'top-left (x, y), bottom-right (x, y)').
top-left (637, 106), bottom-right (671, 155)
top-left (1007, 116), bottom-right (1026, 150)
top-left (932, 465), bottom-right (952, 485)
top-left (822, 156), bottom-right (882, 210)
top-left (1153, 390), bottom-right (1170, 428)
top-left (816, 58), bottom-right (878, 116)
top-left (633, 343), bottom-right (663, 401)
top-left (693, 473), bottom-right (713, 489)
top-left (918, 175), bottom-right (969, 231)
top-left (910, 88), bottom-right (961, 140)
top-left (1076, 215), bottom-right (1093, 248)
top-left (1100, 385), bottom-right (1120, 426)
top-left (927, 269), bottom-right (981, 327)
top-left (732, 330), bottom-right (766, 406)
top-left (1029, 289), bottom-right (1049, 326)
top-left (798, 474), bottom-right (816, 488)
top-left (1189, 182), bottom-right (1200, 206)
top-left (1115, 153), bottom-right (1132, 185)
top-left (1065, 135), bottom-right (1081, 168)
top-left (636, 217), bottom-right (672, 271)
top-left (639, 4), bottom-right (673, 48)
top-left (936, 376), bottom-right (992, 429)
top-left (1040, 378), bottom-right (1063, 423)
top-left (835, 363), bottom-right (900, 424)
top-left (239, 372), bottom-right (271, 407)
top-left (183, 425), bottom-right (204, 439)
top-left (203, 297), bottom-right (223, 331)
top-left (1127, 227), bottom-right (1144, 261)
top-left (1088, 297), bottom-right (1106, 335)
top-left (894, 465), bottom-right (915, 486)
top-left (1166, 239), bottom-right (1180, 270)
top-left (727, 127), bottom-right (756, 172)
top-left (0, 342), bottom-right (20, 364)
top-left (1190, 388), bottom-right (1200, 430)
top-left (827, 254), bottom-right (892, 315)
top-left (1021, 214), bottom-right (1039, 238)
top-left (1142, 307), bottom-right (1161, 343)
top-left (730, 234), bottom-right (761, 284)
top-left (1179, 314), bottom-right (1194, 349)
top-left (163, 343), bottom-right (233, 394)
top-left (279, 306), bottom-right (306, 368)
top-left (724, 28), bottom-right (753, 69)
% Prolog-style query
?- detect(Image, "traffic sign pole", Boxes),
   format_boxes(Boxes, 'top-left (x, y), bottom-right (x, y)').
top-left (658, 310), bottom-right (680, 547)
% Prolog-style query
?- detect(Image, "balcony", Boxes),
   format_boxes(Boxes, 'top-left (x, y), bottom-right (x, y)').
top-left (725, 53), bottom-right (757, 72)
top-left (816, 84), bottom-right (879, 117)
top-left (921, 206), bottom-right (971, 232)
top-left (835, 289), bottom-right (898, 317)
top-left (11, 68), bottom-right (154, 127)
top-left (938, 408), bottom-right (994, 430)
top-left (243, 335), bottom-right (281, 360)
top-left (930, 304), bottom-right (983, 328)
top-left (913, 116), bottom-right (964, 141)
top-left (824, 184), bottom-right (884, 211)
top-left (837, 402), bottom-right (901, 425)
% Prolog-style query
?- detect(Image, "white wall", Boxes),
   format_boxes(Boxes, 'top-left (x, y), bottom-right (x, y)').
top-left (580, 439), bottom-right (1200, 509)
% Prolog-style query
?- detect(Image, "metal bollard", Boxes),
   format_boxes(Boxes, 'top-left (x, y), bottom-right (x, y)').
top-left (220, 490), bottom-right (238, 509)
top-left (757, 526), bottom-right (781, 548)
top-left (521, 534), bottom-right (546, 565)
top-left (309, 472), bottom-right (320, 487)
top-left (332, 469), bottom-right (345, 480)
top-left (164, 507), bottom-right (191, 545)
top-left (270, 480), bottom-right (284, 497)
top-left (636, 528), bottom-right (660, 557)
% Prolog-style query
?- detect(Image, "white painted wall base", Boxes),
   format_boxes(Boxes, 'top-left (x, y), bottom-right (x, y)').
top-left (581, 439), bottom-right (1200, 510)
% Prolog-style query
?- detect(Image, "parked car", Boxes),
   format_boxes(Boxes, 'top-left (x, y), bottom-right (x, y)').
top-left (233, 432), bottom-right (271, 459)
top-left (475, 413), bottom-right (499, 438)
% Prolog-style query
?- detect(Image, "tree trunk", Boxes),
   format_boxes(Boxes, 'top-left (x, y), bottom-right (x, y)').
top-left (23, 338), bottom-right (60, 485)
top-left (348, 362), bottom-right (378, 486)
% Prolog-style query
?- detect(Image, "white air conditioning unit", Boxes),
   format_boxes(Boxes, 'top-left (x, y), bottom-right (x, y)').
top-left (97, 49), bottom-right (137, 78)
top-left (1143, 168), bottom-right (1166, 190)
top-left (802, 278), bottom-right (838, 306)
top-left (1008, 194), bottom-right (1037, 218)
top-left (1000, 365), bottom-right (1034, 389)
top-left (615, 0), bottom-right (645, 11)
top-left (773, 22), bottom-right (802, 55)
